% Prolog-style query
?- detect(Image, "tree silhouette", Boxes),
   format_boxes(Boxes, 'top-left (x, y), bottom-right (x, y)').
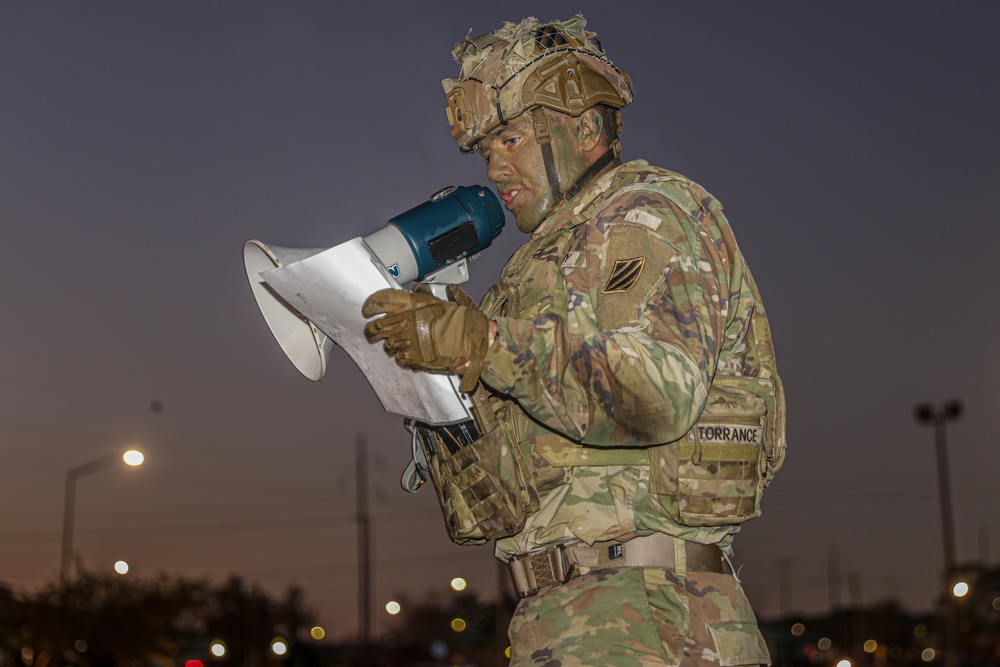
top-left (0, 569), bottom-right (317, 667)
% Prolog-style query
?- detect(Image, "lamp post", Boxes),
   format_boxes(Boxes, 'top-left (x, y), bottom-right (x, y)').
top-left (914, 400), bottom-right (962, 667)
top-left (60, 449), bottom-right (144, 581)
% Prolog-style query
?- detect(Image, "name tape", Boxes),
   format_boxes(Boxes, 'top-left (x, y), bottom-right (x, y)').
top-left (691, 424), bottom-right (763, 446)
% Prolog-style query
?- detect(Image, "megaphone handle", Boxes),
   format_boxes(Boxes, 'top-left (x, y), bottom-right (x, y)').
top-left (425, 283), bottom-right (449, 299)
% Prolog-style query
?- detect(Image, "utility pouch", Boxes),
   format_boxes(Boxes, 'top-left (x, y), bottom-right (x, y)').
top-left (650, 257), bottom-right (786, 527)
top-left (417, 388), bottom-right (537, 545)
top-left (650, 375), bottom-right (776, 526)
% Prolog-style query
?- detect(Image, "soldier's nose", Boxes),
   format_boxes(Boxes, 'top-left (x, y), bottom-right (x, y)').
top-left (487, 156), bottom-right (511, 185)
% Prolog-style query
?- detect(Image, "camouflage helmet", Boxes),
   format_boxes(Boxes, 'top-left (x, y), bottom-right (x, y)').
top-left (442, 15), bottom-right (633, 152)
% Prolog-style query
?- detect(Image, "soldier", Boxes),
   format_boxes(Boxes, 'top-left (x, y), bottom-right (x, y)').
top-left (363, 15), bottom-right (785, 667)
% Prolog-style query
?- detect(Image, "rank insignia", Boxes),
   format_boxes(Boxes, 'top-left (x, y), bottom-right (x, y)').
top-left (602, 257), bottom-right (645, 293)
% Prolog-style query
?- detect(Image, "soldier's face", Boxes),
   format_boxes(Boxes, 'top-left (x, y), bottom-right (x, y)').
top-left (479, 111), bottom-right (585, 233)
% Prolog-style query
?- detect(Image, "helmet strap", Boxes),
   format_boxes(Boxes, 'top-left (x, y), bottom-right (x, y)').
top-left (530, 107), bottom-right (565, 205)
top-left (530, 106), bottom-right (623, 209)
top-left (563, 146), bottom-right (619, 201)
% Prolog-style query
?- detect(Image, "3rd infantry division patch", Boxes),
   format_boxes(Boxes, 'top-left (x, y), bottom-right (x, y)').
top-left (602, 257), bottom-right (645, 293)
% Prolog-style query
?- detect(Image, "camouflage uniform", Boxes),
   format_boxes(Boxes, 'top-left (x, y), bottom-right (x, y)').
top-left (474, 159), bottom-right (780, 666)
top-left (397, 15), bottom-right (785, 667)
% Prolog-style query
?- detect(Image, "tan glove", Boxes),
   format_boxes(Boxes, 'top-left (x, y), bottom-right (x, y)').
top-left (362, 286), bottom-right (489, 393)
top-left (436, 283), bottom-right (478, 309)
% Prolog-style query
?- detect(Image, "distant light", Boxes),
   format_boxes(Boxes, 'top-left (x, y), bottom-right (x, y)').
top-left (429, 640), bottom-right (448, 660)
top-left (505, 646), bottom-right (512, 659)
top-left (270, 638), bottom-right (287, 656)
top-left (386, 601), bottom-right (401, 615)
top-left (952, 581), bottom-right (969, 597)
top-left (914, 624), bottom-right (927, 638)
top-left (21, 648), bottom-right (33, 665)
top-left (209, 640), bottom-right (227, 657)
top-left (993, 597), bottom-right (1000, 611)
top-left (836, 659), bottom-right (852, 667)
top-left (450, 577), bottom-right (467, 591)
top-left (790, 623), bottom-right (804, 636)
top-left (310, 626), bottom-right (326, 640)
top-left (185, 661), bottom-right (204, 667)
top-left (863, 640), bottom-right (877, 653)
top-left (817, 638), bottom-right (832, 651)
top-left (921, 648), bottom-right (936, 662)
top-left (123, 450), bottom-right (144, 466)
top-left (114, 560), bottom-right (129, 575)
top-left (450, 618), bottom-right (467, 632)
top-left (74, 640), bottom-right (87, 653)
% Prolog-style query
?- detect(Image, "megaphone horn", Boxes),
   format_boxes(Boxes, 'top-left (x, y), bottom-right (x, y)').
top-left (243, 240), bottom-right (336, 382)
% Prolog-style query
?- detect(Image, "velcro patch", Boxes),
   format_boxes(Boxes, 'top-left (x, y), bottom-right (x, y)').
top-left (602, 257), bottom-right (645, 293)
top-left (623, 209), bottom-right (662, 230)
top-left (693, 424), bottom-right (763, 446)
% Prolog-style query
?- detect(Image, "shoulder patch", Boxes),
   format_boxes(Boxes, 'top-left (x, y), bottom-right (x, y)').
top-left (602, 257), bottom-right (645, 293)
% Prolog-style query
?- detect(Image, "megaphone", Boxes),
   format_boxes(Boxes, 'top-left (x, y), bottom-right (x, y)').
top-left (244, 242), bottom-right (336, 381)
top-left (243, 185), bottom-right (504, 424)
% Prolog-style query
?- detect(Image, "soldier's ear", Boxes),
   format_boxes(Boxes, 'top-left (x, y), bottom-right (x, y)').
top-left (577, 108), bottom-right (604, 152)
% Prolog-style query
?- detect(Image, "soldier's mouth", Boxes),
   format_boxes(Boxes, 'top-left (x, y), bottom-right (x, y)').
top-left (500, 188), bottom-right (524, 211)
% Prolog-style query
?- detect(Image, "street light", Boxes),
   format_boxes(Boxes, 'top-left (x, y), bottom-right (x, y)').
top-left (914, 399), bottom-right (962, 667)
top-left (270, 638), bottom-right (288, 656)
top-left (60, 449), bottom-right (144, 581)
top-left (209, 640), bottom-right (227, 658)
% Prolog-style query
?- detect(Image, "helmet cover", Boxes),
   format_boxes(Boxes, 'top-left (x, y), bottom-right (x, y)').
top-left (442, 15), bottom-right (633, 152)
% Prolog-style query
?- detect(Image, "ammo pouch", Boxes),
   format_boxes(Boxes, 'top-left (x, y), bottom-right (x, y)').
top-left (648, 263), bottom-right (786, 527)
top-left (416, 387), bottom-right (538, 545)
top-left (649, 374), bottom-right (782, 526)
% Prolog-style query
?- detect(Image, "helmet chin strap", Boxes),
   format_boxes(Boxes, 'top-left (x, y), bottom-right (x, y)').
top-left (563, 145), bottom-right (619, 201)
top-left (530, 107), bottom-right (564, 205)
top-left (530, 107), bottom-right (621, 208)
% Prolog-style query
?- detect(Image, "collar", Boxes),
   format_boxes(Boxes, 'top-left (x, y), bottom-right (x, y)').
top-left (531, 160), bottom-right (651, 238)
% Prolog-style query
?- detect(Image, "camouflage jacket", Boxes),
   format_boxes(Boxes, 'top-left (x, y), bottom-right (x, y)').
top-left (478, 160), bottom-right (782, 559)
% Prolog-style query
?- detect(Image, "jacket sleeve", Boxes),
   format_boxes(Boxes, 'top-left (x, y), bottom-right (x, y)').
top-left (480, 189), bottom-right (732, 446)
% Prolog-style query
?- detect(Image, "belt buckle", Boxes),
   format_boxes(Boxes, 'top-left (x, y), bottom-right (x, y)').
top-left (508, 545), bottom-right (571, 599)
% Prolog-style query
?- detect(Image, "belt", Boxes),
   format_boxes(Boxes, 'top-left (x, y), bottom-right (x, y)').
top-left (507, 534), bottom-right (730, 599)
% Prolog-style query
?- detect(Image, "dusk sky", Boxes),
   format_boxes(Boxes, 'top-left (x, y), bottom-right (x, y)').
top-left (2, 1), bottom-right (999, 642)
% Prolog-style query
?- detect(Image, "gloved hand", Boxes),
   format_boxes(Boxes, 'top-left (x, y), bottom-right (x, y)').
top-left (436, 282), bottom-right (477, 309)
top-left (362, 285), bottom-right (489, 393)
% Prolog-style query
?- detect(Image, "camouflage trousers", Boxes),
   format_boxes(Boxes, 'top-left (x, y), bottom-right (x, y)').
top-left (508, 567), bottom-right (770, 667)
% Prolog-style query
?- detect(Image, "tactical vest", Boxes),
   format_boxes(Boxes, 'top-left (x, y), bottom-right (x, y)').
top-left (419, 165), bottom-right (785, 544)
